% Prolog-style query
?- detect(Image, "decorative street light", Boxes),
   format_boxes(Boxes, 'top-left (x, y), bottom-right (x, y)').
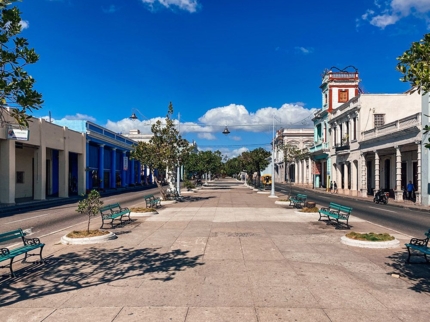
top-left (269, 114), bottom-right (280, 198)
top-left (222, 126), bottom-right (230, 135)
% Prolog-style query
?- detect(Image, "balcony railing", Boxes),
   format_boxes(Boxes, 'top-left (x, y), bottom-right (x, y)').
top-left (361, 113), bottom-right (421, 141)
top-left (310, 142), bottom-right (329, 153)
top-left (335, 143), bottom-right (350, 152)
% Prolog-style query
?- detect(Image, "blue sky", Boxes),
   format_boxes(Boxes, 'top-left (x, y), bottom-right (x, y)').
top-left (15, 0), bottom-right (430, 157)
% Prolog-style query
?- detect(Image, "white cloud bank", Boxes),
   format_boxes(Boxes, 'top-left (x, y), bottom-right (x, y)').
top-left (104, 102), bottom-right (315, 139)
top-left (362, 0), bottom-right (430, 29)
top-left (141, 0), bottom-right (200, 13)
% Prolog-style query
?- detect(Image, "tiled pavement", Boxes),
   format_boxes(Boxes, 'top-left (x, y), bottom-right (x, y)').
top-left (0, 179), bottom-right (429, 321)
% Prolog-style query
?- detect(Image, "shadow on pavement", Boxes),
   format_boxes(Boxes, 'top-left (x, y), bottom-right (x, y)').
top-left (386, 251), bottom-right (430, 293)
top-left (0, 246), bottom-right (203, 306)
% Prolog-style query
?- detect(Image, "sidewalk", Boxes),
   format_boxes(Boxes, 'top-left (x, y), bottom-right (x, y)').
top-left (295, 184), bottom-right (430, 213)
top-left (1, 179), bottom-right (429, 321)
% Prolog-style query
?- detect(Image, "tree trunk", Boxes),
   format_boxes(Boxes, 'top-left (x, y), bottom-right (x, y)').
top-left (151, 169), bottom-right (167, 200)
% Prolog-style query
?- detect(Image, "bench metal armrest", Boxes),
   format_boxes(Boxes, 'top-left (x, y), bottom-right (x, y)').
top-left (24, 237), bottom-right (41, 245)
top-left (409, 238), bottom-right (428, 246)
top-left (1, 248), bottom-right (10, 256)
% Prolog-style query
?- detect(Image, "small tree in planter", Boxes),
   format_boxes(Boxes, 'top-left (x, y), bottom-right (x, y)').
top-left (75, 189), bottom-right (104, 235)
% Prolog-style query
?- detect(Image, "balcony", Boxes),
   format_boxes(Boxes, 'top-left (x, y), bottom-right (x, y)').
top-left (335, 143), bottom-right (350, 152)
top-left (310, 141), bottom-right (329, 154)
top-left (361, 113), bottom-right (421, 142)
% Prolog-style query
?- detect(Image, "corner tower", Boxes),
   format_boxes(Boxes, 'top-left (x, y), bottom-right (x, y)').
top-left (320, 66), bottom-right (360, 113)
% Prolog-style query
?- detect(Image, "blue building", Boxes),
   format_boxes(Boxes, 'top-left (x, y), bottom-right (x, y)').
top-left (54, 120), bottom-right (148, 193)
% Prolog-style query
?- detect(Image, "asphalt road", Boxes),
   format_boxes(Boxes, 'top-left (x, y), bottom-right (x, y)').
top-left (0, 187), bottom-right (160, 242)
top-left (276, 183), bottom-right (430, 238)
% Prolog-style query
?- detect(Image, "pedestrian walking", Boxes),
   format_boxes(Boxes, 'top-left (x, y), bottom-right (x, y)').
top-left (333, 181), bottom-right (338, 194)
top-left (407, 180), bottom-right (414, 200)
top-left (329, 181), bottom-right (333, 193)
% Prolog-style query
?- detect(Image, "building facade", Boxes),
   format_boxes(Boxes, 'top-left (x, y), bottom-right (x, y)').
top-left (0, 117), bottom-right (86, 204)
top-left (273, 128), bottom-right (314, 185)
top-left (310, 67), bottom-right (360, 189)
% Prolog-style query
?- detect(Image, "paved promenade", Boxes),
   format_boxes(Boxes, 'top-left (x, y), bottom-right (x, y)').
top-left (1, 179), bottom-right (429, 321)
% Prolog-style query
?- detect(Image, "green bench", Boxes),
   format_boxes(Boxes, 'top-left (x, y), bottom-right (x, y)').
top-left (144, 194), bottom-right (161, 208)
top-left (318, 202), bottom-right (352, 228)
top-left (0, 228), bottom-right (45, 278)
top-left (289, 194), bottom-right (307, 208)
top-left (405, 229), bottom-right (430, 263)
top-left (99, 202), bottom-right (131, 229)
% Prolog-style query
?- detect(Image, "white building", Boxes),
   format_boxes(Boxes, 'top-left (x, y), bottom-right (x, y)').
top-left (328, 92), bottom-right (422, 202)
top-left (273, 128), bottom-right (314, 185)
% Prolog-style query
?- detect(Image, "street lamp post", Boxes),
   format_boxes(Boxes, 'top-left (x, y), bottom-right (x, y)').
top-left (269, 114), bottom-right (278, 198)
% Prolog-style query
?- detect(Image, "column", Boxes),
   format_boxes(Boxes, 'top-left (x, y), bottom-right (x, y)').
top-left (343, 162), bottom-right (349, 194)
top-left (34, 147), bottom-right (46, 200)
top-left (58, 127), bottom-right (69, 198)
top-left (111, 148), bottom-right (116, 188)
top-left (374, 151), bottom-right (380, 193)
top-left (137, 162), bottom-right (142, 185)
top-left (395, 146), bottom-right (403, 201)
top-left (416, 140), bottom-right (422, 204)
top-left (294, 160), bottom-right (298, 183)
top-left (86, 140), bottom-right (91, 192)
top-left (130, 158), bottom-right (135, 185)
top-left (308, 157), bottom-right (312, 187)
top-left (351, 160), bottom-right (357, 196)
top-left (0, 140), bottom-right (16, 204)
top-left (58, 150), bottom-right (68, 198)
top-left (122, 151), bottom-right (127, 187)
top-left (360, 153), bottom-right (367, 197)
top-left (99, 144), bottom-right (105, 189)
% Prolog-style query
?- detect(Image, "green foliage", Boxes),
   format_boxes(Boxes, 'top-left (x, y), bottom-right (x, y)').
top-left (130, 102), bottom-right (193, 198)
top-left (279, 143), bottom-right (309, 162)
top-left (346, 231), bottom-right (395, 242)
top-left (397, 34), bottom-right (430, 149)
top-left (223, 156), bottom-right (242, 177)
top-left (397, 33), bottom-right (430, 95)
top-left (0, 1), bottom-right (43, 127)
top-left (183, 179), bottom-right (196, 190)
top-left (183, 149), bottom-right (223, 179)
top-left (76, 190), bottom-right (103, 233)
top-left (239, 148), bottom-right (271, 186)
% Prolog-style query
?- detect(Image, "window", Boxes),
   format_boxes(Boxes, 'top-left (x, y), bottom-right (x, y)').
top-left (374, 114), bottom-right (385, 127)
top-left (338, 89), bottom-right (348, 103)
top-left (16, 171), bottom-right (24, 184)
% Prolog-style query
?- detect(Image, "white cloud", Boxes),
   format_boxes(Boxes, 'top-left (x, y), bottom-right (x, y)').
top-left (141, 0), bottom-right (200, 13)
top-left (295, 46), bottom-right (314, 54)
top-left (19, 20), bottom-right (29, 30)
top-left (64, 113), bottom-right (97, 122)
top-left (104, 103), bottom-right (315, 140)
top-left (220, 147), bottom-right (249, 159)
top-left (231, 136), bottom-right (241, 141)
top-left (197, 132), bottom-right (216, 140)
top-left (370, 14), bottom-right (401, 28)
top-left (362, 0), bottom-right (430, 28)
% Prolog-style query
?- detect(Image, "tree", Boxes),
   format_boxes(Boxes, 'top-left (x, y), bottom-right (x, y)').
top-left (223, 156), bottom-right (242, 177)
top-left (239, 148), bottom-right (270, 187)
top-left (0, 0), bottom-right (43, 127)
top-left (130, 102), bottom-right (193, 199)
top-left (397, 33), bottom-right (430, 148)
top-left (250, 148), bottom-right (271, 187)
top-left (397, 33), bottom-right (430, 95)
top-left (76, 189), bottom-right (103, 234)
top-left (183, 150), bottom-right (223, 182)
